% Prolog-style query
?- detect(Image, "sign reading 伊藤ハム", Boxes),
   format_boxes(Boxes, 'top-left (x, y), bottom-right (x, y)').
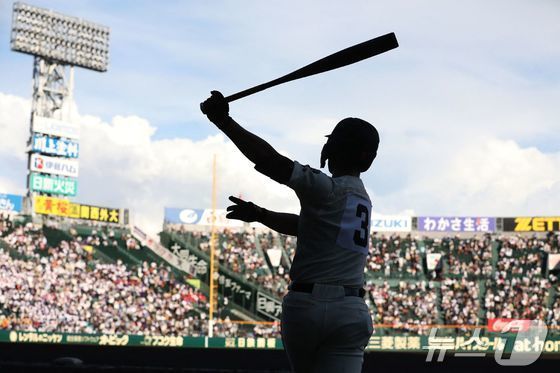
top-left (418, 217), bottom-right (496, 232)
top-left (30, 154), bottom-right (79, 178)
top-left (29, 173), bottom-right (77, 196)
top-left (31, 134), bottom-right (79, 158)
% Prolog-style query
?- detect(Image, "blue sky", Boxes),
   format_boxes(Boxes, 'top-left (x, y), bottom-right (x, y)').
top-left (0, 0), bottom-right (559, 233)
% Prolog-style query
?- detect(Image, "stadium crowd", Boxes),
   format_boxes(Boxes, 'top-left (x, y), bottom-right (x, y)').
top-left (366, 281), bottom-right (438, 335)
top-left (180, 229), bottom-right (288, 297)
top-left (1, 216), bottom-right (560, 338)
top-left (367, 234), bottom-right (423, 279)
top-left (0, 223), bottom-right (276, 338)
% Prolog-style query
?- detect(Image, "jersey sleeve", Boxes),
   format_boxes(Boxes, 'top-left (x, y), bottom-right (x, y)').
top-left (253, 154), bottom-right (294, 184)
top-left (285, 161), bottom-right (334, 201)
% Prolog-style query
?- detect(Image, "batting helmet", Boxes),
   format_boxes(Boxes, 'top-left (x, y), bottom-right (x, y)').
top-left (320, 117), bottom-right (379, 173)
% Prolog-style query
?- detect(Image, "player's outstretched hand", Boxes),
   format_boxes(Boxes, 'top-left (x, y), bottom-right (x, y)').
top-left (226, 196), bottom-right (263, 222)
top-left (200, 91), bottom-right (229, 127)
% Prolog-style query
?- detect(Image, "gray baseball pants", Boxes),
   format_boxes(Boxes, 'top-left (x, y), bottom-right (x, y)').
top-left (281, 283), bottom-right (374, 373)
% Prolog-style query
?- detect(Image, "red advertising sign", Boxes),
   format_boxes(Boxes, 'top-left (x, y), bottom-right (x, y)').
top-left (488, 318), bottom-right (532, 333)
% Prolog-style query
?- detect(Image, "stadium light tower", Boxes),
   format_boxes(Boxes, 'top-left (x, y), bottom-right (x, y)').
top-left (10, 2), bottom-right (110, 213)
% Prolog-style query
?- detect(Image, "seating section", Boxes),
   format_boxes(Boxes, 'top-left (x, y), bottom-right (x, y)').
top-left (1, 212), bottom-right (559, 337)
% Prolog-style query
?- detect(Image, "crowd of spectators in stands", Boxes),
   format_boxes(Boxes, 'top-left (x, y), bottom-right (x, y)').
top-left (447, 236), bottom-right (493, 279)
top-left (0, 213), bottom-right (14, 237)
top-left (440, 278), bottom-right (480, 327)
top-left (485, 275), bottom-right (551, 321)
top-left (368, 234), bottom-right (423, 279)
top-left (495, 235), bottom-right (543, 279)
top-left (0, 223), bottom-right (275, 338)
top-left (2, 217), bottom-right (560, 338)
top-left (366, 281), bottom-right (438, 335)
top-left (189, 230), bottom-right (288, 298)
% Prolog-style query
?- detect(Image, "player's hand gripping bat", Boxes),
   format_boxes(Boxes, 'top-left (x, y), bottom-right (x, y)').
top-left (200, 32), bottom-right (398, 113)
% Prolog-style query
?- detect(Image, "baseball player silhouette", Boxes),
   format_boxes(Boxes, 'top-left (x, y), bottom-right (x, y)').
top-left (201, 91), bottom-right (378, 373)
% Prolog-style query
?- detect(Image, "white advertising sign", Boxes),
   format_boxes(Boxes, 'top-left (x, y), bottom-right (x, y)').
top-left (370, 214), bottom-right (412, 232)
top-left (427, 253), bottom-right (443, 271)
top-left (30, 154), bottom-right (79, 178)
top-left (33, 116), bottom-right (80, 139)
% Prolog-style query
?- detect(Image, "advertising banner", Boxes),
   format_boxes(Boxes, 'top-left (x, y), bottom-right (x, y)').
top-left (502, 217), bottom-right (560, 232)
top-left (31, 134), bottom-right (79, 158)
top-left (426, 253), bottom-right (442, 271)
top-left (32, 115), bottom-right (80, 139)
top-left (164, 208), bottom-right (244, 228)
top-left (34, 196), bottom-right (120, 224)
top-left (164, 208), bottom-right (205, 224)
top-left (487, 319), bottom-right (533, 333)
top-left (30, 173), bottom-right (77, 196)
top-left (30, 154), bottom-right (79, 178)
top-left (0, 193), bottom-right (23, 213)
top-left (370, 214), bottom-right (412, 232)
top-left (418, 217), bottom-right (496, 232)
top-left (256, 291), bottom-right (282, 321)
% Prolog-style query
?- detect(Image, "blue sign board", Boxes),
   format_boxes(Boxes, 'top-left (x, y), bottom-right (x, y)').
top-left (164, 208), bottom-right (204, 225)
top-left (0, 193), bottom-right (23, 213)
top-left (32, 134), bottom-right (79, 158)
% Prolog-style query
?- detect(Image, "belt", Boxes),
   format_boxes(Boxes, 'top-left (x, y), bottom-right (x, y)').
top-left (290, 283), bottom-right (366, 298)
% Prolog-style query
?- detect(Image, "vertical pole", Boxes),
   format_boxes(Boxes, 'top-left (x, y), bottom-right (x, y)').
top-left (208, 154), bottom-right (218, 337)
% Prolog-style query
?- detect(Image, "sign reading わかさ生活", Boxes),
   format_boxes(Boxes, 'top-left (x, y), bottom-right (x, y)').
top-left (418, 217), bottom-right (495, 232)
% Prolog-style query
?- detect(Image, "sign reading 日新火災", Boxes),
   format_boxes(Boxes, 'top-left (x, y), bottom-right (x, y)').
top-left (29, 173), bottom-right (77, 196)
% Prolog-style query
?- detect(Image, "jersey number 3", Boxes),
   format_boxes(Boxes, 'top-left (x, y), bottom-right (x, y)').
top-left (353, 203), bottom-right (369, 247)
top-left (336, 194), bottom-right (371, 255)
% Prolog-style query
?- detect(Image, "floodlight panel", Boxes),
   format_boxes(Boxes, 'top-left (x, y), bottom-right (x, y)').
top-left (11, 2), bottom-right (110, 72)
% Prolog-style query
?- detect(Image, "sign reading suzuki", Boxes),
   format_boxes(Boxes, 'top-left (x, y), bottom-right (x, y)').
top-left (32, 134), bottom-right (79, 158)
top-left (30, 154), bottom-right (79, 178)
top-left (33, 115), bottom-right (80, 139)
top-left (370, 215), bottom-right (412, 232)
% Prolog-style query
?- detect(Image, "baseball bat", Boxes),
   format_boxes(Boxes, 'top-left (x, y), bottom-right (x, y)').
top-left (201, 32), bottom-right (398, 111)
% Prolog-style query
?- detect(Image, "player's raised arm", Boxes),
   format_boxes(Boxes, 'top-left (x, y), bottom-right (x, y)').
top-left (201, 91), bottom-right (293, 184)
top-left (226, 196), bottom-right (298, 236)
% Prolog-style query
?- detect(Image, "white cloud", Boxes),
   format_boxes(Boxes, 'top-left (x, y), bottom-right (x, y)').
top-left (379, 136), bottom-right (560, 216)
top-left (1, 90), bottom-right (559, 235)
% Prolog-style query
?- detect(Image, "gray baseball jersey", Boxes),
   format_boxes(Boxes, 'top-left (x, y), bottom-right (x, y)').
top-left (286, 161), bottom-right (371, 287)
